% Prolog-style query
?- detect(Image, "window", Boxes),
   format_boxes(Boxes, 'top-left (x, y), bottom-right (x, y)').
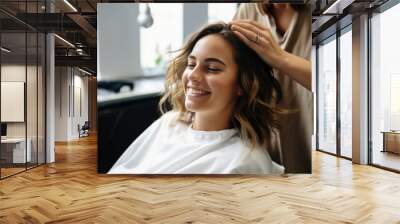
top-left (317, 36), bottom-right (337, 154)
top-left (339, 27), bottom-right (352, 158)
top-left (371, 3), bottom-right (400, 171)
top-left (208, 3), bottom-right (237, 23)
top-left (139, 3), bottom-right (183, 75)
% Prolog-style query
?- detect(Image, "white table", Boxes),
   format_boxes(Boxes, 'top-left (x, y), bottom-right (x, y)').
top-left (1, 138), bottom-right (32, 163)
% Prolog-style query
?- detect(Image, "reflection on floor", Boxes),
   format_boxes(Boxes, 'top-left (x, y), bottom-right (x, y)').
top-left (0, 162), bottom-right (42, 178)
top-left (341, 147), bottom-right (352, 159)
top-left (373, 150), bottom-right (400, 171)
top-left (0, 167), bottom-right (25, 178)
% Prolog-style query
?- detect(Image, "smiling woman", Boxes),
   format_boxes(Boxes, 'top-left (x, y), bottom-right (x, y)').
top-left (108, 22), bottom-right (285, 174)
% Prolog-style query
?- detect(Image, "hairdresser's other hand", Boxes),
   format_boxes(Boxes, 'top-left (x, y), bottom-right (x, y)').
top-left (230, 20), bottom-right (286, 70)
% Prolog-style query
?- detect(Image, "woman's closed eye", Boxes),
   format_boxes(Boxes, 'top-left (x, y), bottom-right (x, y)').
top-left (186, 63), bottom-right (221, 73)
top-left (207, 67), bottom-right (222, 73)
top-left (187, 63), bottom-right (196, 69)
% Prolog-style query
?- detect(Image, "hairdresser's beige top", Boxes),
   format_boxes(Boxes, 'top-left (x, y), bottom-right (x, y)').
top-left (234, 4), bottom-right (312, 173)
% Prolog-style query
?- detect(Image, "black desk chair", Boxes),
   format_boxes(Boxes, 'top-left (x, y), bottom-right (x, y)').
top-left (79, 121), bottom-right (90, 138)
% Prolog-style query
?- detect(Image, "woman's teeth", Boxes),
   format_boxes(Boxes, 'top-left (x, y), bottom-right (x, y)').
top-left (187, 87), bottom-right (210, 96)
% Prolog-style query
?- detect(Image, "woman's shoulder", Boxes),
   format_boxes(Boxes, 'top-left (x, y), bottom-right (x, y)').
top-left (158, 110), bottom-right (189, 131)
top-left (228, 140), bottom-right (284, 175)
top-left (159, 110), bottom-right (179, 122)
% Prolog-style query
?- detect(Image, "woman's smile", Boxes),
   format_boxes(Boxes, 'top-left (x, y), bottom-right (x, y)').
top-left (186, 86), bottom-right (211, 97)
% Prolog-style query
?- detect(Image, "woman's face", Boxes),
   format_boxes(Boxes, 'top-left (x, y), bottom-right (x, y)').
top-left (182, 34), bottom-right (241, 117)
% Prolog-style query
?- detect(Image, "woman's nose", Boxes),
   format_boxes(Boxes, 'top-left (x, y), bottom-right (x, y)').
top-left (188, 66), bottom-right (202, 82)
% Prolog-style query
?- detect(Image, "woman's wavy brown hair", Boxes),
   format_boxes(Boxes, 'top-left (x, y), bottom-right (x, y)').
top-left (159, 22), bottom-right (284, 164)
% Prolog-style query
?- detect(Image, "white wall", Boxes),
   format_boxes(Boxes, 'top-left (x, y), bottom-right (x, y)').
top-left (2, 62), bottom-right (46, 163)
top-left (55, 67), bottom-right (89, 141)
top-left (97, 3), bottom-right (142, 80)
top-left (72, 73), bottom-right (89, 138)
top-left (1, 65), bottom-right (33, 138)
top-left (183, 3), bottom-right (208, 41)
top-left (97, 3), bottom-right (210, 80)
top-left (55, 66), bottom-right (69, 141)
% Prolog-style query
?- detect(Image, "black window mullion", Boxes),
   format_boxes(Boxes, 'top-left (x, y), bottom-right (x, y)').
top-left (316, 44), bottom-right (320, 151)
top-left (25, 0), bottom-right (28, 171)
top-left (367, 11), bottom-right (373, 165)
top-left (36, 0), bottom-right (39, 167)
top-left (337, 28), bottom-right (341, 157)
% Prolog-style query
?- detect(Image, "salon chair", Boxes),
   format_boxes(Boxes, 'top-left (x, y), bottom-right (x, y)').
top-left (98, 93), bottom-right (162, 173)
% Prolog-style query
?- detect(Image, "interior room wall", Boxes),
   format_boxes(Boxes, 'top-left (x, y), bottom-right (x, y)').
top-left (72, 72), bottom-right (89, 138)
top-left (55, 66), bottom-right (69, 141)
top-left (183, 3), bottom-right (208, 41)
top-left (1, 63), bottom-right (45, 165)
top-left (1, 64), bottom-right (38, 139)
top-left (97, 3), bottom-right (209, 80)
top-left (88, 76), bottom-right (97, 131)
top-left (55, 66), bottom-right (89, 141)
top-left (97, 3), bottom-right (142, 80)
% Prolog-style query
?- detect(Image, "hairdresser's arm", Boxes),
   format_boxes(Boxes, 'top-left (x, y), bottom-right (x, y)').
top-left (230, 20), bottom-right (311, 91)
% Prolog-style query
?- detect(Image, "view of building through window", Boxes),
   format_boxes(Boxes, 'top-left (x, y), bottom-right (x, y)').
top-left (340, 28), bottom-right (352, 158)
top-left (371, 3), bottom-right (400, 170)
top-left (317, 36), bottom-right (337, 155)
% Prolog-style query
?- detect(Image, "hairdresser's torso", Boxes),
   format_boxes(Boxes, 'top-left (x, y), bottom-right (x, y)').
top-left (235, 3), bottom-right (312, 173)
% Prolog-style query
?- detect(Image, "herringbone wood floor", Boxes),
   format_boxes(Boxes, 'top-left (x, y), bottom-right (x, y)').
top-left (0, 134), bottom-right (399, 223)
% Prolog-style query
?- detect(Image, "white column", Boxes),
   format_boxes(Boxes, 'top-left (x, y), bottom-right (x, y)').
top-left (46, 32), bottom-right (55, 163)
top-left (352, 14), bottom-right (369, 164)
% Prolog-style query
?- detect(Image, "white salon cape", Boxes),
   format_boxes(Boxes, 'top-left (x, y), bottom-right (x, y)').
top-left (108, 111), bottom-right (284, 174)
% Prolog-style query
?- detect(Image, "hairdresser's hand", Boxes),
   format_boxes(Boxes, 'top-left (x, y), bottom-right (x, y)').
top-left (230, 20), bottom-right (286, 70)
top-left (230, 20), bottom-right (311, 91)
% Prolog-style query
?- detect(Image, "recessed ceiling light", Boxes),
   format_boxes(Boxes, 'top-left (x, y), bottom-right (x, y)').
top-left (1, 47), bottom-right (11, 53)
top-left (323, 0), bottom-right (354, 15)
top-left (78, 67), bottom-right (92, 76)
top-left (54, 34), bottom-right (75, 48)
top-left (63, 0), bottom-right (78, 12)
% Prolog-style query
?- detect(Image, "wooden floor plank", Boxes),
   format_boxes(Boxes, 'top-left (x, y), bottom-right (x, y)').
top-left (0, 134), bottom-right (399, 223)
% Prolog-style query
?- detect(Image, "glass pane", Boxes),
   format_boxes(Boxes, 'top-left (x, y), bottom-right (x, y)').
top-left (340, 29), bottom-right (352, 158)
top-left (208, 3), bottom-right (237, 23)
top-left (38, 32), bottom-right (45, 165)
top-left (27, 31), bottom-right (38, 169)
top-left (139, 3), bottom-right (183, 75)
top-left (371, 4), bottom-right (400, 171)
top-left (1, 31), bottom-right (27, 177)
top-left (318, 36), bottom-right (337, 154)
top-left (312, 45), bottom-right (317, 150)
